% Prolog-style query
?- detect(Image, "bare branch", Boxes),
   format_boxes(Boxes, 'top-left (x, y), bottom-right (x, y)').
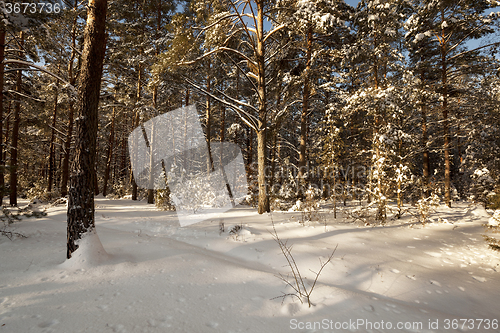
top-left (3, 60), bottom-right (75, 91)
top-left (6, 90), bottom-right (46, 103)
top-left (178, 47), bottom-right (256, 67)
top-left (228, 0), bottom-right (257, 53)
top-left (193, 13), bottom-right (239, 32)
top-left (263, 24), bottom-right (286, 44)
top-left (182, 76), bottom-right (259, 130)
top-left (448, 41), bottom-right (500, 62)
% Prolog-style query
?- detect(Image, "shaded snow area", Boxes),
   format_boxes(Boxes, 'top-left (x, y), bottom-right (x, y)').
top-left (1, 198), bottom-right (500, 333)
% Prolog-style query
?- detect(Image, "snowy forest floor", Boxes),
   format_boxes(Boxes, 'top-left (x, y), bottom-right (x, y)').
top-left (1, 198), bottom-right (500, 333)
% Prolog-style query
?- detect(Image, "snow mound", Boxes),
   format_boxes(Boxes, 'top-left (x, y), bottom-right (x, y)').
top-left (488, 210), bottom-right (500, 227)
top-left (470, 206), bottom-right (491, 218)
top-left (60, 229), bottom-right (110, 269)
top-left (238, 228), bottom-right (252, 237)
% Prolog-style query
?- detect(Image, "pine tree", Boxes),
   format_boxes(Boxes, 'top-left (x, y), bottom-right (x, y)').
top-left (67, 0), bottom-right (108, 259)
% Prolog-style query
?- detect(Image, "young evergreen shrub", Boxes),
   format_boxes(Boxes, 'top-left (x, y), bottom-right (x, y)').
top-left (469, 168), bottom-right (495, 207)
top-left (487, 187), bottom-right (500, 210)
top-left (484, 210), bottom-right (500, 251)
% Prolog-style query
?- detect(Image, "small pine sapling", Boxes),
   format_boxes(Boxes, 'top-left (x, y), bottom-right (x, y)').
top-left (484, 210), bottom-right (500, 251)
top-left (415, 193), bottom-right (440, 224)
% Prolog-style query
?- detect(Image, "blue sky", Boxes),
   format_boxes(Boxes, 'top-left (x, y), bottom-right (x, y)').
top-left (344, 0), bottom-right (360, 6)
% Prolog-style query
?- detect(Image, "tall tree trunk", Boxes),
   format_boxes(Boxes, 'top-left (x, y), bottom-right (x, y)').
top-left (61, 10), bottom-right (79, 197)
top-left (256, 0), bottom-right (269, 213)
top-left (421, 103), bottom-right (430, 197)
top-left (247, 127), bottom-right (252, 166)
top-left (206, 60), bottom-right (213, 174)
top-left (131, 63), bottom-right (142, 201)
top-left (441, 10), bottom-right (451, 208)
top-left (4, 102), bottom-right (9, 168)
top-left (102, 101), bottom-right (116, 196)
top-left (270, 81), bottom-right (282, 193)
top-left (147, 120), bottom-right (156, 204)
top-left (94, 140), bottom-right (100, 196)
top-left (147, 83), bottom-right (159, 204)
top-left (0, 26), bottom-right (5, 197)
top-left (419, 66), bottom-right (431, 198)
top-left (61, 104), bottom-right (75, 197)
top-left (298, 26), bottom-right (313, 192)
top-left (10, 31), bottom-right (24, 207)
top-left (130, 111), bottom-right (139, 200)
top-left (67, 0), bottom-right (108, 259)
top-left (48, 82), bottom-right (58, 192)
top-left (220, 105), bottom-right (225, 166)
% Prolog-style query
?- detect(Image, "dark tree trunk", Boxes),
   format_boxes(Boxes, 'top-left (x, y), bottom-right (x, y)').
top-left (0, 26), bottom-right (5, 196)
top-left (61, 10), bottom-right (79, 197)
top-left (247, 127), bottom-right (252, 166)
top-left (102, 103), bottom-right (116, 196)
top-left (4, 102), bottom-right (9, 168)
top-left (48, 84), bottom-right (58, 192)
top-left (61, 103), bottom-right (75, 197)
top-left (256, 0), bottom-right (269, 213)
top-left (298, 26), bottom-right (312, 185)
top-left (420, 69), bottom-right (430, 198)
top-left (147, 120), bottom-right (155, 204)
top-left (131, 64), bottom-right (142, 201)
top-left (10, 31), bottom-right (23, 207)
top-left (67, 0), bottom-right (108, 259)
top-left (130, 112), bottom-right (139, 200)
top-left (441, 10), bottom-right (451, 208)
top-left (206, 61), bottom-right (213, 174)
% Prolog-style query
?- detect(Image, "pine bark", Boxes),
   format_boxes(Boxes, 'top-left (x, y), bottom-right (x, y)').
top-left (9, 31), bottom-right (23, 207)
top-left (256, 0), bottom-right (269, 213)
top-left (131, 64), bottom-right (142, 201)
top-left (48, 83), bottom-right (58, 192)
top-left (206, 61), bottom-right (213, 174)
top-left (102, 102), bottom-right (116, 196)
top-left (0, 26), bottom-right (5, 195)
top-left (420, 68), bottom-right (430, 197)
top-left (441, 10), bottom-right (451, 208)
top-left (67, 0), bottom-right (108, 259)
top-left (298, 26), bottom-right (313, 195)
top-left (61, 10), bottom-right (79, 197)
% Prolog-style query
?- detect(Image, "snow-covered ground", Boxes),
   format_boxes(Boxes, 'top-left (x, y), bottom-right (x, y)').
top-left (1, 198), bottom-right (499, 333)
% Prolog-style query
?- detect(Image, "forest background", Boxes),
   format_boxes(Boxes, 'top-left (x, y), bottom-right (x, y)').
top-left (0, 0), bottom-right (499, 230)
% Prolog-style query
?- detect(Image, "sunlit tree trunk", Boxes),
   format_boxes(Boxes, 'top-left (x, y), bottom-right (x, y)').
top-left (10, 31), bottom-right (23, 207)
top-left (67, 0), bottom-right (108, 259)
top-left (102, 98), bottom-right (116, 196)
top-left (61, 9), bottom-right (79, 197)
top-left (256, 0), bottom-right (269, 213)
top-left (440, 10), bottom-right (451, 208)
top-left (0, 25), bottom-right (5, 197)
top-left (48, 80), bottom-right (58, 192)
top-left (298, 26), bottom-right (313, 196)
